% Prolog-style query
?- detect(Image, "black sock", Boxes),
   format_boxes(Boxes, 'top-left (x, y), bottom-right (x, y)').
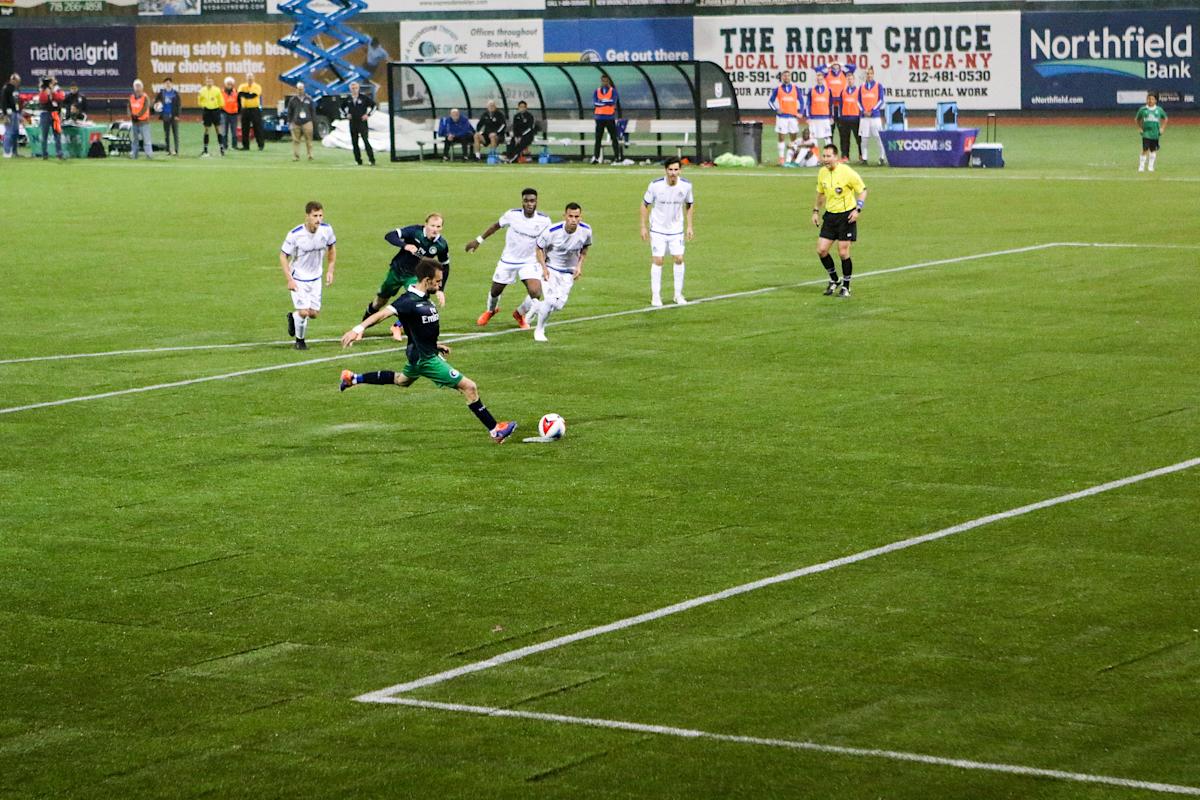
top-left (840, 258), bottom-right (853, 285)
top-left (468, 399), bottom-right (498, 431)
top-left (361, 371), bottom-right (395, 385)
top-left (362, 302), bottom-right (376, 321)
top-left (820, 253), bottom-right (838, 281)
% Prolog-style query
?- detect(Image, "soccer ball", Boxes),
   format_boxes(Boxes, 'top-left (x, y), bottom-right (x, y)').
top-left (538, 413), bottom-right (566, 440)
top-left (153, 102), bottom-right (163, 113)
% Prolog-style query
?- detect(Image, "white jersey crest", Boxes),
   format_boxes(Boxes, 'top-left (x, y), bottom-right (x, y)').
top-left (498, 209), bottom-right (551, 265)
top-left (643, 178), bottom-right (693, 236)
top-left (281, 223), bottom-right (336, 281)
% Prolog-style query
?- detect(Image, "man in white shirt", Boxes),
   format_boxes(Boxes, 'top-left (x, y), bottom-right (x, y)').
top-left (280, 200), bottom-right (337, 350)
top-left (640, 158), bottom-right (695, 306)
top-left (466, 188), bottom-right (552, 330)
top-left (528, 202), bottom-right (592, 343)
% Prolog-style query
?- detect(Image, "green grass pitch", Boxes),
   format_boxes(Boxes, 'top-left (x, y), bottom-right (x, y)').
top-left (2, 120), bottom-right (1199, 799)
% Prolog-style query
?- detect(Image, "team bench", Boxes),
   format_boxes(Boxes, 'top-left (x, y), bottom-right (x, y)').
top-left (415, 118), bottom-right (720, 161)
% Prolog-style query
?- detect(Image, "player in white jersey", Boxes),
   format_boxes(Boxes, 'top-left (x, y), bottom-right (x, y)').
top-left (639, 158), bottom-right (694, 306)
top-left (280, 200), bottom-right (336, 350)
top-left (527, 202), bottom-right (592, 343)
top-left (466, 187), bottom-right (552, 330)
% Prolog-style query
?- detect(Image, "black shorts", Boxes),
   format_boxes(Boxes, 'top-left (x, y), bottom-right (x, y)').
top-left (1142, 137), bottom-right (1160, 152)
top-left (202, 108), bottom-right (221, 127)
top-left (819, 210), bottom-right (858, 242)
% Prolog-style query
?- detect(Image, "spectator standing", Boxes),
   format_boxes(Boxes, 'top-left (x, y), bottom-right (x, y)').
top-left (155, 78), bottom-right (180, 156)
top-left (237, 73), bottom-right (264, 151)
top-left (197, 75), bottom-right (224, 157)
top-left (505, 100), bottom-right (538, 163)
top-left (591, 74), bottom-right (622, 164)
top-left (285, 84), bottom-right (316, 161)
top-left (343, 81), bottom-right (376, 166)
top-left (220, 77), bottom-right (239, 151)
top-left (3, 73), bottom-right (21, 158)
top-left (473, 100), bottom-right (507, 161)
top-left (37, 77), bottom-right (65, 161)
top-left (438, 108), bottom-right (473, 161)
top-left (128, 79), bottom-right (153, 159)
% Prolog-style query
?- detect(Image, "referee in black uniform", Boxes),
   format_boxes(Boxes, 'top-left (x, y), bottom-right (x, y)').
top-left (343, 82), bottom-right (376, 166)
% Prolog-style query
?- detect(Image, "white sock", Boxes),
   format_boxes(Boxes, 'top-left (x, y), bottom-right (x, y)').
top-left (486, 292), bottom-right (499, 312)
top-left (673, 263), bottom-right (685, 298)
top-left (1148, 153), bottom-right (1157, 170)
top-left (536, 302), bottom-right (554, 334)
top-left (778, 141), bottom-right (786, 160)
top-left (291, 311), bottom-right (303, 332)
top-left (650, 263), bottom-right (662, 301)
top-left (517, 296), bottom-right (533, 316)
top-left (1139, 155), bottom-right (1147, 170)
top-left (295, 314), bottom-right (309, 339)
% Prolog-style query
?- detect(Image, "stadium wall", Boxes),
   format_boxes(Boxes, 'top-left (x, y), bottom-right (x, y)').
top-left (0, 5), bottom-right (1194, 111)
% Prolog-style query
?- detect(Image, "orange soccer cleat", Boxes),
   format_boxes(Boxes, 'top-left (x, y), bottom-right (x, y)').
top-left (512, 309), bottom-right (529, 330)
top-left (477, 308), bottom-right (499, 326)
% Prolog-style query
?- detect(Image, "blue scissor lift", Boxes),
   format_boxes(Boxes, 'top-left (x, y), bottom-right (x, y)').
top-left (274, 0), bottom-right (371, 135)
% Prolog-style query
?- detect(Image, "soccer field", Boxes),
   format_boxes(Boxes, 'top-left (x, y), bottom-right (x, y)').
top-left (3, 121), bottom-right (1199, 799)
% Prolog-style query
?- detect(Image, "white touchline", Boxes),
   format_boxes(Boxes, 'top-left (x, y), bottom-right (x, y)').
top-left (355, 456), bottom-right (1200, 795)
top-left (375, 698), bottom-right (1200, 797)
top-left (1, 242), bottom-right (1194, 415)
top-left (356, 456), bottom-right (1200, 699)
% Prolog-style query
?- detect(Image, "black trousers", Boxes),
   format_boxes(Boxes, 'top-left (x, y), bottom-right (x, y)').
top-left (505, 131), bottom-right (535, 161)
top-left (350, 120), bottom-right (374, 164)
top-left (838, 117), bottom-right (862, 160)
top-left (241, 108), bottom-right (263, 150)
top-left (593, 118), bottom-right (622, 161)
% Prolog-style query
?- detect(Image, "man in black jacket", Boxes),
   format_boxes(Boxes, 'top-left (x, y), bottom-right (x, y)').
top-left (343, 82), bottom-right (375, 166)
top-left (2, 73), bottom-right (21, 158)
top-left (505, 100), bottom-right (539, 163)
top-left (473, 100), bottom-right (507, 161)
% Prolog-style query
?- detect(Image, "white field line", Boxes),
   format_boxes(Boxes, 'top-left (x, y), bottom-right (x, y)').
top-left (356, 456), bottom-right (1200, 700)
top-left (374, 698), bottom-right (1200, 797)
top-left (0, 243), bottom-right (1053, 415)
top-left (4, 240), bottom-right (1197, 369)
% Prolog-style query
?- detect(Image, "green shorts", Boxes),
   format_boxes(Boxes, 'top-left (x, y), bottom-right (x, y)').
top-left (378, 270), bottom-right (418, 299)
top-left (402, 355), bottom-right (464, 388)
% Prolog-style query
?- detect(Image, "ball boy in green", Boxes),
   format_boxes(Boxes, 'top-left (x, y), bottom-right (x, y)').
top-left (1135, 92), bottom-right (1168, 173)
top-left (339, 257), bottom-right (518, 444)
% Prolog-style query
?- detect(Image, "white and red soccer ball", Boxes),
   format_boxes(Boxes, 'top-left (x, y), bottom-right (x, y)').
top-left (538, 413), bottom-right (566, 440)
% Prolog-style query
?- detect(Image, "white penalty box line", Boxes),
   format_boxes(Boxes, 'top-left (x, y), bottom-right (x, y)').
top-left (356, 456), bottom-right (1200, 796)
top-left (0, 241), bottom-right (1191, 416)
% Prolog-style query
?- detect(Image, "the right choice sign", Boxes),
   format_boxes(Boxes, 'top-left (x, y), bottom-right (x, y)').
top-left (1022, 10), bottom-right (1198, 109)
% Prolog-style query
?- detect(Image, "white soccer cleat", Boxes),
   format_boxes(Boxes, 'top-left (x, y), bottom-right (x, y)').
top-left (533, 330), bottom-right (548, 342)
top-left (650, 297), bottom-right (664, 307)
top-left (673, 295), bottom-right (688, 305)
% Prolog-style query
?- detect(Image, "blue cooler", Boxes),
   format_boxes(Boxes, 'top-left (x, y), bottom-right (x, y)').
top-left (970, 143), bottom-right (1004, 168)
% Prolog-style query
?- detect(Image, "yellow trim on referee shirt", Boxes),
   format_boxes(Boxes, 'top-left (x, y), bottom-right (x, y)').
top-left (817, 163), bottom-right (866, 214)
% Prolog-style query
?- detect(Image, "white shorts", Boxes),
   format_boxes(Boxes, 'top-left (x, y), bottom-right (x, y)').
top-left (543, 268), bottom-right (576, 309)
top-left (774, 116), bottom-right (800, 135)
top-left (491, 260), bottom-right (542, 285)
top-left (290, 278), bottom-right (322, 311)
top-left (650, 231), bottom-right (685, 258)
top-left (809, 118), bottom-right (832, 140)
top-left (859, 116), bottom-right (883, 138)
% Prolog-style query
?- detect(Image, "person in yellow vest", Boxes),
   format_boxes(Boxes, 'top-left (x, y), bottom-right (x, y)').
top-left (768, 72), bottom-right (806, 166)
top-left (221, 76), bottom-right (240, 152)
top-left (811, 144), bottom-right (867, 298)
top-left (128, 79), bottom-right (153, 160)
top-left (237, 72), bottom-right (264, 151)
top-left (857, 66), bottom-right (887, 167)
top-left (196, 75), bottom-right (224, 157)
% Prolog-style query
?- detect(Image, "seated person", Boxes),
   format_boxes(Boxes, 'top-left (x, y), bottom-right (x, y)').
top-left (63, 84), bottom-right (87, 122)
top-left (789, 127), bottom-right (820, 167)
top-left (504, 100), bottom-right (539, 163)
top-left (437, 107), bottom-right (474, 160)
top-left (473, 100), bottom-right (507, 160)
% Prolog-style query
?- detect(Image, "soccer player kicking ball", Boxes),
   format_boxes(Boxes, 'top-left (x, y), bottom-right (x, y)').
top-left (528, 202), bottom-right (592, 343)
top-left (812, 144), bottom-right (867, 297)
top-left (338, 257), bottom-right (518, 444)
top-left (281, 201), bottom-right (336, 350)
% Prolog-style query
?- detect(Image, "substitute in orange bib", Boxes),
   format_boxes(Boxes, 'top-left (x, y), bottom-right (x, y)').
top-left (768, 72), bottom-right (807, 166)
top-left (837, 73), bottom-right (863, 164)
top-left (591, 74), bottom-right (623, 164)
top-left (857, 67), bottom-right (887, 166)
top-left (806, 73), bottom-right (833, 148)
top-left (811, 144), bottom-right (867, 298)
top-left (816, 62), bottom-right (856, 159)
top-left (128, 79), bottom-right (153, 160)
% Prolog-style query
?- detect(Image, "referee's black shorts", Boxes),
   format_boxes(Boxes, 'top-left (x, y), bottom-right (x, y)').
top-left (819, 210), bottom-right (858, 242)
top-left (202, 108), bottom-right (222, 127)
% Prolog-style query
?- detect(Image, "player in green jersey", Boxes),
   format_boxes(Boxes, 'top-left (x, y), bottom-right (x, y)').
top-left (363, 213), bottom-right (451, 321)
top-left (339, 257), bottom-right (518, 444)
top-left (1135, 92), bottom-right (1168, 173)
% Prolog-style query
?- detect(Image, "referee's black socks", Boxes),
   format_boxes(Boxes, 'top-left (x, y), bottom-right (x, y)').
top-left (820, 253), bottom-right (838, 283)
top-left (840, 258), bottom-right (853, 286)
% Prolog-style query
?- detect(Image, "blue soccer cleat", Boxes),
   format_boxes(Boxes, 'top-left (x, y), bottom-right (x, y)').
top-left (490, 421), bottom-right (518, 443)
top-left (339, 370), bottom-right (357, 392)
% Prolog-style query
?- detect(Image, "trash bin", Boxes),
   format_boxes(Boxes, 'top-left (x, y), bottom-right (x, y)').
top-left (734, 120), bottom-right (762, 164)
